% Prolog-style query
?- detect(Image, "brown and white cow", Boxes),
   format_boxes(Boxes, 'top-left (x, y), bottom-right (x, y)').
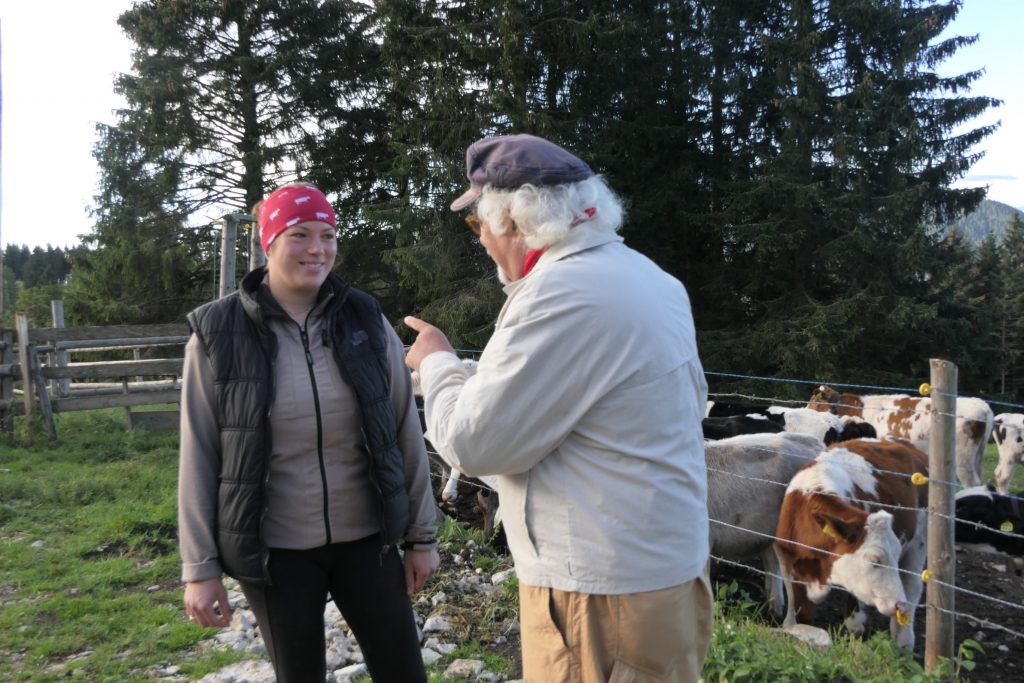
top-left (774, 438), bottom-right (929, 649)
top-left (706, 432), bottom-right (826, 617)
top-left (808, 385), bottom-right (992, 488)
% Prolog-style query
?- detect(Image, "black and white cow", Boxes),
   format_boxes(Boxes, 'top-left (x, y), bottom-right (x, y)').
top-left (993, 413), bottom-right (1024, 494)
top-left (702, 414), bottom-right (783, 440)
top-left (955, 485), bottom-right (1024, 556)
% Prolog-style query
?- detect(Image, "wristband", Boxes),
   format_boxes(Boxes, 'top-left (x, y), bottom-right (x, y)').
top-left (401, 539), bottom-right (437, 552)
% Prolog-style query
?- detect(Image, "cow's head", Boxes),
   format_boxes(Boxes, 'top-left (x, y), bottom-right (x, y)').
top-left (839, 417), bottom-right (877, 441)
top-left (826, 510), bottom-right (908, 618)
top-left (807, 385), bottom-right (840, 413)
top-left (993, 413), bottom-right (1024, 494)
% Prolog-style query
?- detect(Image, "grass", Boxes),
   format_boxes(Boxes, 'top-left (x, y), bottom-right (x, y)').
top-left (0, 410), bottom-right (246, 681)
top-left (1, 409), bottom-right (1010, 681)
top-left (704, 583), bottom-right (981, 683)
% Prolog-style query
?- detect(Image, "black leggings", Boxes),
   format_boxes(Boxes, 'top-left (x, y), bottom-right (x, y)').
top-left (239, 535), bottom-right (426, 683)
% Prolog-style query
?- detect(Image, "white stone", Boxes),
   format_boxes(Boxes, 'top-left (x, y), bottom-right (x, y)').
top-left (423, 637), bottom-right (458, 654)
top-left (334, 662), bottom-right (368, 682)
top-left (423, 615), bottom-right (451, 632)
top-left (230, 610), bottom-right (256, 633)
top-left (445, 658), bottom-right (486, 678)
top-left (197, 659), bottom-right (274, 683)
top-left (490, 568), bottom-right (516, 584)
top-left (324, 601), bottom-right (343, 625)
top-left (226, 589), bottom-right (247, 609)
top-left (421, 648), bottom-right (443, 665)
top-left (212, 631), bottom-right (248, 650)
top-left (781, 623), bottom-right (832, 646)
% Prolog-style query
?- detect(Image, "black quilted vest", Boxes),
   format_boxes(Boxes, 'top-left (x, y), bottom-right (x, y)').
top-left (186, 268), bottom-right (410, 585)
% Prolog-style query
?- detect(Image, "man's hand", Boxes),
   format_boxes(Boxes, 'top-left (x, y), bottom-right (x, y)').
top-left (404, 547), bottom-right (441, 595)
top-left (404, 316), bottom-right (457, 373)
top-left (183, 577), bottom-right (233, 628)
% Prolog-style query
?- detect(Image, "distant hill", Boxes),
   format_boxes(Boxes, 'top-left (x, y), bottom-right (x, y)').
top-left (941, 199), bottom-right (1024, 247)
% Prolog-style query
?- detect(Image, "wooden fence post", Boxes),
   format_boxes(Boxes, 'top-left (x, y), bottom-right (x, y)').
top-left (0, 327), bottom-right (14, 432)
top-left (15, 313), bottom-right (32, 424)
top-left (29, 346), bottom-right (56, 442)
top-left (925, 358), bottom-right (956, 672)
top-left (50, 300), bottom-right (71, 397)
top-left (239, 212), bottom-right (263, 271)
top-left (219, 214), bottom-right (238, 298)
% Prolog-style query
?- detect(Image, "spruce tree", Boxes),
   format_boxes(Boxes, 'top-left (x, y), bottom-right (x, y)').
top-left (694, 0), bottom-right (997, 392)
top-left (1001, 213), bottom-right (1024, 400)
top-left (83, 0), bottom-right (380, 322)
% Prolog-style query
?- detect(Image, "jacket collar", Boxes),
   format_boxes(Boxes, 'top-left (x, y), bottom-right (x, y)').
top-left (239, 267), bottom-right (351, 325)
top-left (502, 228), bottom-right (623, 295)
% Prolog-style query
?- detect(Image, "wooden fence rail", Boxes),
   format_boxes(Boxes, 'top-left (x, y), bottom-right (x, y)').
top-left (0, 315), bottom-right (189, 439)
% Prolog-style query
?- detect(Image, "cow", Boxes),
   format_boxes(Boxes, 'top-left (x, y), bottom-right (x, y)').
top-left (702, 414), bottom-right (784, 440)
top-left (993, 413), bottom-right (1024, 494)
top-left (410, 359), bottom-right (491, 501)
top-left (766, 407), bottom-right (878, 445)
top-left (705, 400), bottom-right (774, 419)
top-left (808, 385), bottom-right (993, 488)
top-left (706, 432), bottom-right (826, 616)
top-left (839, 415), bottom-right (878, 441)
top-left (410, 359), bottom-right (505, 540)
top-left (955, 485), bottom-right (1024, 556)
top-left (774, 438), bottom-right (929, 649)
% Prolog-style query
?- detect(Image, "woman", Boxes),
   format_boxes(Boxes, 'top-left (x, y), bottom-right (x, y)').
top-left (178, 183), bottom-right (439, 682)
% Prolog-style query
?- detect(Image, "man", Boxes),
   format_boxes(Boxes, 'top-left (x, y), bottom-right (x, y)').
top-left (405, 134), bottom-right (711, 683)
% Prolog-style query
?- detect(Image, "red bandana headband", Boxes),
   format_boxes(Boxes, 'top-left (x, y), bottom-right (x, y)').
top-left (257, 184), bottom-right (337, 252)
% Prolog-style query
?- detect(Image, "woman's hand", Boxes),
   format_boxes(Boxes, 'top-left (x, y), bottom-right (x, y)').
top-left (403, 547), bottom-right (441, 595)
top-left (184, 577), bottom-right (234, 628)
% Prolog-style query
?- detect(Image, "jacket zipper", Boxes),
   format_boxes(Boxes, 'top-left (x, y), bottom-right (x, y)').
top-left (299, 322), bottom-right (331, 544)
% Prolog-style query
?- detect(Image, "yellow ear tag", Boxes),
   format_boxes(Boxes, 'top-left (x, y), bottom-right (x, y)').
top-left (1001, 521), bottom-right (1014, 533)
top-left (821, 522), bottom-right (840, 540)
top-left (911, 472), bottom-right (928, 485)
top-left (919, 383), bottom-right (932, 396)
top-left (896, 607), bottom-right (910, 627)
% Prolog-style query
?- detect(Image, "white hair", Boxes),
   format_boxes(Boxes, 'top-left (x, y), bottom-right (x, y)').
top-left (476, 175), bottom-right (624, 249)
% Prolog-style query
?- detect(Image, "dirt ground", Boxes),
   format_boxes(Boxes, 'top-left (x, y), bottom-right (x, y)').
top-left (440, 473), bottom-right (1023, 683)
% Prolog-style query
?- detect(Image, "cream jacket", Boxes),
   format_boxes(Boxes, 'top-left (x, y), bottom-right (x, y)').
top-left (419, 229), bottom-right (709, 594)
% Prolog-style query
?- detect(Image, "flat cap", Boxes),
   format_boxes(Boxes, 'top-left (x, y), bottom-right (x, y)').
top-left (450, 134), bottom-right (594, 211)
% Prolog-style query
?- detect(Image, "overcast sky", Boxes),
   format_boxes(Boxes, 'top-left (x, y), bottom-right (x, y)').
top-left (1, 0), bottom-right (1021, 250)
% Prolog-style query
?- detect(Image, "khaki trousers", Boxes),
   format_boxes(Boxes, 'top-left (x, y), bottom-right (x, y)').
top-left (519, 567), bottom-right (713, 683)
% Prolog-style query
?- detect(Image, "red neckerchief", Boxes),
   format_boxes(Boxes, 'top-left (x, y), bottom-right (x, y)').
top-left (522, 208), bottom-right (593, 277)
top-left (523, 249), bottom-right (545, 276)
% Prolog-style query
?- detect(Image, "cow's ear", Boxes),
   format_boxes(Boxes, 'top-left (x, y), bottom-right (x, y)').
top-left (996, 426), bottom-right (1006, 444)
top-left (815, 513), bottom-right (859, 545)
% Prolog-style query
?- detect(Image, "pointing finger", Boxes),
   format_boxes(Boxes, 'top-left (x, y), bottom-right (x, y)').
top-left (404, 316), bottom-right (426, 332)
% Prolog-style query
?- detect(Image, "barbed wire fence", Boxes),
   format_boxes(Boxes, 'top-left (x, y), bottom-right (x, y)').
top-left (413, 354), bottom-right (1024, 669)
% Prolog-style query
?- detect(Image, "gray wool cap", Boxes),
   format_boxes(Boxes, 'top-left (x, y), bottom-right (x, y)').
top-left (450, 134), bottom-right (594, 211)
